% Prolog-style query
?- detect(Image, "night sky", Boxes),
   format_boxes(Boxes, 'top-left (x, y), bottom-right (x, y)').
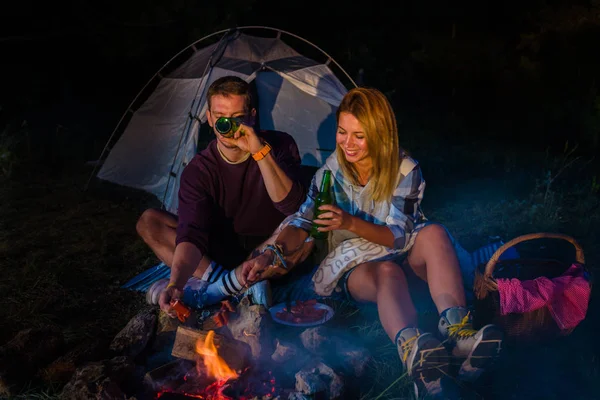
top-left (3, 0), bottom-right (600, 165)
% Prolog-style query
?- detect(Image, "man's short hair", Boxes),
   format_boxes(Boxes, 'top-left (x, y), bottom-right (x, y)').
top-left (207, 76), bottom-right (253, 113)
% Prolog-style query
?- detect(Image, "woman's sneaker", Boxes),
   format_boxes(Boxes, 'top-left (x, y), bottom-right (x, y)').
top-left (438, 307), bottom-right (503, 382)
top-left (396, 327), bottom-right (449, 398)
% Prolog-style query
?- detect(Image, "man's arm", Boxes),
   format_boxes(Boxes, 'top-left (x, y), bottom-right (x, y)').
top-left (159, 242), bottom-right (204, 313)
top-left (169, 242), bottom-right (204, 289)
top-left (221, 128), bottom-right (305, 214)
top-left (242, 224), bottom-right (311, 284)
top-left (159, 163), bottom-right (214, 313)
top-left (256, 134), bottom-right (306, 214)
top-left (255, 150), bottom-right (295, 202)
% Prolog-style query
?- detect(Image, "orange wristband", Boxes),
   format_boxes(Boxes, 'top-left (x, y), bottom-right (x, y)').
top-left (252, 142), bottom-right (272, 161)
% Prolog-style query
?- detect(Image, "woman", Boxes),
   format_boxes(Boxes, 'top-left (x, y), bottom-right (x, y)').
top-left (241, 87), bottom-right (503, 398)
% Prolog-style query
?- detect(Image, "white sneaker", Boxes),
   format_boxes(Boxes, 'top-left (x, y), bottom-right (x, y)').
top-left (246, 280), bottom-right (272, 308)
top-left (146, 277), bottom-right (208, 307)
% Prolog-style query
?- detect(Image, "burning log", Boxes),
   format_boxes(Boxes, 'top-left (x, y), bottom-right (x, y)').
top-left (171, 326), bottom-right (251, 372)
top-left (143, 359), bottom-right (196, 393)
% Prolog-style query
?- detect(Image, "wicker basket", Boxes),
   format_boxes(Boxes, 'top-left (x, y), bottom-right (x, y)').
top-left (472, 233), bottom-right (591, 343)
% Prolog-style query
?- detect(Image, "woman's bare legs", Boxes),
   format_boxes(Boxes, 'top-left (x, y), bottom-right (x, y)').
top-left (346, 260), bottom-right (416, 341)
top-left (346, 259), bottom-right (448, 397)
top-left (404, 223), bottom-right (466, 313)
top-left (404, 223), bottom-right (503, 384)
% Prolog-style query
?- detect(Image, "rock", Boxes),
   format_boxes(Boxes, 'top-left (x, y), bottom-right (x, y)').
top-left (295, 369), bottom-right (328, 396)
top-left (300, 327), bottom-right (372, 377)
top-left (288, 392), bottom-right (312, 400)
top-left (299, 327), bottom-right (331, 354)
top-left (110, 307), bottom-right (157, 358)
top-left (60, 356), bottom-right (136, 400)
top-left (271, 338), bottom-right (312, 386)
top-left (333, 340), bottom-right (372, 377)
top-left (41, 338), bottom-right (108, 388)
top-left (295, 360), bottom-right (344, 399)
top-left (228, 296), bottom-right (273, 360)
top-left (0, 326), bottom-right (65, 397)
top-left (271, 339), bottom-right (299, 363)
top-left (95, 377), bottom-right (130, 399)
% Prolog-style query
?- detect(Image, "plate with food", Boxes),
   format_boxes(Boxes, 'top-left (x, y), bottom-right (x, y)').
top-left (269, 299), bottom-right (334, 327)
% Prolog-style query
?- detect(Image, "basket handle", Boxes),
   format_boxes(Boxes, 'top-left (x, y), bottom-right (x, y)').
top-left (484, 233), bottom-right (585, 279)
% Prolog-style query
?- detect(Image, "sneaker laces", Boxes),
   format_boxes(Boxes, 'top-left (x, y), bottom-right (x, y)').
top-left (401, 335), bottom-right (418, 363)
top-left (446, 312), bottom-right (478, 339)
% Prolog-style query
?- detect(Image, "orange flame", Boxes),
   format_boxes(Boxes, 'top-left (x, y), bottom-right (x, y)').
top-left (195, 330), bottom-right (239, 382)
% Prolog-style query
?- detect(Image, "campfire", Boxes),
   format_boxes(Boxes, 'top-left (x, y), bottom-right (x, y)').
top-left (155, 328), bottom-right (278, 400)
top-left (195, 330), bottom-right (239, 383)
top-left (2, 295), bottom-right (371, 399)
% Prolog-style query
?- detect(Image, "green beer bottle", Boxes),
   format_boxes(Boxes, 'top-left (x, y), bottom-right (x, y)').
top-left (310, 169), bottom-right (333, 240)
top-left (214, 117), bottom-right (241, 138)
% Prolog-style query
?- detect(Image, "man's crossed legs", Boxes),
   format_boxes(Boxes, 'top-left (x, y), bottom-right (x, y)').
top-left (136, 209), bottom-right (313, 309)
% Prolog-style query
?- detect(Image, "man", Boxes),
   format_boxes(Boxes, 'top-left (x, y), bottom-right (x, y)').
top-left (136, 76), bottom-right (306, 316)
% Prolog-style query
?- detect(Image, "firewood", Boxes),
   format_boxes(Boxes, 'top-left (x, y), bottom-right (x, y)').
top-left (143, 359), bottom-right (195, 392)
top-left (171, 326), bottom-right (251, 372)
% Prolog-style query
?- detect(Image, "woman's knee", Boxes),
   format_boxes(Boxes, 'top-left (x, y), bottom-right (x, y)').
top-left (374, 261), bottom-right (408, 285)
top-left (416, 223), bottom-right (451, 245)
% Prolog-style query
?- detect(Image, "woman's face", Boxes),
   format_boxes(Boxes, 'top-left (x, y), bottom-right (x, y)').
top-left (336, 112), bottom-right (370, 165)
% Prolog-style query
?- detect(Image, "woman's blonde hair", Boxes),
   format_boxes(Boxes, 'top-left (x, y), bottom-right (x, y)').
top-left (336, 87), bottom-right (400, 202)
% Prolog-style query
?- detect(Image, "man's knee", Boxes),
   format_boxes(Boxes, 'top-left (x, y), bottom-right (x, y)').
top-left (136, 208), bottom-right (164, 239)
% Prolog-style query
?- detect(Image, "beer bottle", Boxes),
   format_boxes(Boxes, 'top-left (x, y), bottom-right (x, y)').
top-left (215, 117), bottom-right (241, 138)
top-left (310, 169), bottom-right (333, 240)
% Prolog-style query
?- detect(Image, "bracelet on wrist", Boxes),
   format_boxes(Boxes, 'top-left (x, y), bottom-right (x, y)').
top-left (252, 142), bottom-right (272, 161)
top-left (263, 243), bottom-right (288, 270)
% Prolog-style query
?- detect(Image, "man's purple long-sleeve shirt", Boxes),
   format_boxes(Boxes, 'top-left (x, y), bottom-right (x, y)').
top-left (175, 130), bottom-right (306, 258)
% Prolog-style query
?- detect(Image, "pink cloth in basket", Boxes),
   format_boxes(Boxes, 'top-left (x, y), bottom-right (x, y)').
top-left (496, 263), bottom-right (591, 330)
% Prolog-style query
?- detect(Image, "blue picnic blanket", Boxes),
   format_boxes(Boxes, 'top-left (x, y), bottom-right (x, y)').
top-left (121, 237), bottom-right (519, 308)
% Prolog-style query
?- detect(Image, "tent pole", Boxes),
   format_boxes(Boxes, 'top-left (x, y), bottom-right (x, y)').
top-left (159, 29), bottom-right (236, 210)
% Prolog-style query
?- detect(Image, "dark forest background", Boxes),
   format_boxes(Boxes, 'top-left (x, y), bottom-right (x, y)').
top-left (3, 0), bottom-right (600, 166)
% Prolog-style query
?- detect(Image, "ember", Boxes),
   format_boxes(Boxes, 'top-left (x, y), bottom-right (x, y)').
top-left (155, 367), bottom-right (279, 400)
top-left (155, 330), bottom-right (279, 399)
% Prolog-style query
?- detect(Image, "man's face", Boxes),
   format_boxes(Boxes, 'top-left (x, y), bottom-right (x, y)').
top-left (206, 94), bottom-right (254, 149)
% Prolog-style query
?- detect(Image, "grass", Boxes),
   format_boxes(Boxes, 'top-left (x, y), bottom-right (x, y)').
top-left (1, 136), bottom-right (599, 399)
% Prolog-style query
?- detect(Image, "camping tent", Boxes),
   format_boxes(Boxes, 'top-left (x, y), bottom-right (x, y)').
top-left (89, 26), bottom-right (356, 214)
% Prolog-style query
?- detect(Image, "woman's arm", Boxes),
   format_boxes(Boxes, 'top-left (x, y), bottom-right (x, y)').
top-left (241, 225), bottom-right (310, 284)
top-left (314, 205), bottom-right (395, 247)
top-left (315, 163), bottom-right (425, 250)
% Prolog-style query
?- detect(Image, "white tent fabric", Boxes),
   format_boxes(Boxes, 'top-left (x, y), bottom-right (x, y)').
top-left (96, 28), bottom-right (354, 214)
